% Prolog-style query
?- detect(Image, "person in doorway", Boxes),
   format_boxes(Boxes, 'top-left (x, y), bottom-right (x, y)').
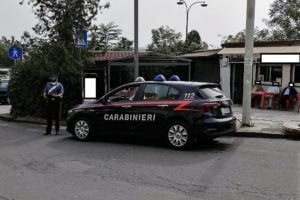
top-left (43, 75), bottom-right (64, 135)
top-left (280, 84), bottom-right (297, 109)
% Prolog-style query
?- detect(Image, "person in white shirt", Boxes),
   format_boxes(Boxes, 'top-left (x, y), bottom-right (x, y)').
top-left (265, 85), bottom-right (280, 109)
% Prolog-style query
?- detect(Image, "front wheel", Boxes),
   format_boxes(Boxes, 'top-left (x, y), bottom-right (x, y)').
top-left (165, 121), bottom-right (193, 150)
top-left (73, 118), bottom-right (94, 141)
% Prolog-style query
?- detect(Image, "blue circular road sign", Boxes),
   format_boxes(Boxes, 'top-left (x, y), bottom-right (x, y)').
top-left (8, 47), bottom-right (22, 60)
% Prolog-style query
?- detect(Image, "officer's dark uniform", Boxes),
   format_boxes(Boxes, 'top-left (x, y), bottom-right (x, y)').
top-left (43, 76), bottom-right (64, 135)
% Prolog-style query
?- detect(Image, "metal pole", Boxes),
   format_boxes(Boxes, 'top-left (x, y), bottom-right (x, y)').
top-left (185, 7), bottom-right (189, 40)
top-left (242, 0), bottom-right (256, 126)
top-left (134, 0), bottom-right (139, 80)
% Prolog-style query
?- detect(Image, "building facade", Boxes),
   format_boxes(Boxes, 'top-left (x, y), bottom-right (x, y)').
top-left (218, 40), bottom-right (300, 103)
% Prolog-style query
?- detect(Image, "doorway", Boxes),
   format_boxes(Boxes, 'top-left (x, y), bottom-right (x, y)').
top-left (230, 64), bottom-right (244, 104)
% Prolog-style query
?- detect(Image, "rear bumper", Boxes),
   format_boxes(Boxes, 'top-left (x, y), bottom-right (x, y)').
top-left (192, 116), bottom-right (236, 138)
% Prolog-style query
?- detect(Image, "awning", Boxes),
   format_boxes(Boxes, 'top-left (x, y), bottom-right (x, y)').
top-left (218, 46), bottom-right (300, 55)
top-left (181, 49), bottom-right (221, 58)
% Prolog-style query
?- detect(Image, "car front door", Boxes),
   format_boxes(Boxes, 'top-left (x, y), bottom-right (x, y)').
top-left (97, 84), bottom-right (141, 134)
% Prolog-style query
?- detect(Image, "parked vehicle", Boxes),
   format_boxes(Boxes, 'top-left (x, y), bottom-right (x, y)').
top-left (0, 79), bottom-right (9, 104)
top-left (66, 80), bottom-right (236, 149)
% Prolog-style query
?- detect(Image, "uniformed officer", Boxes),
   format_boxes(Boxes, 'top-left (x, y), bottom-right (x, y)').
top-left (43, 75), bottom-right (64, 135)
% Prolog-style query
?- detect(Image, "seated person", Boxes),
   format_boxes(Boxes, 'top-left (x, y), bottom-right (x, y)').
top-left (251, 84), bottom-right (264, 107)
top-left (280, 85), bottom-right (297, 108)
top-left (265, 85), bottom-right (280, 108)
top-left (251, 84), bottom-right (264, 93)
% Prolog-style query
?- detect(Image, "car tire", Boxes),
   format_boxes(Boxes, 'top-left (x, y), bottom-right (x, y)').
top-left (165, 121), bottom-right (193, 150)
top-left (73, 118), bottom-right (94, 141)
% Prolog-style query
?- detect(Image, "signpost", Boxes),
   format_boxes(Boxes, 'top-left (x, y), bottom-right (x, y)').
top-left (8, 47), bottom-right (22, 67)
top-left (75, 30), bottom-right (88, 48)
top-left (8, 47), bottom-right (22, 60)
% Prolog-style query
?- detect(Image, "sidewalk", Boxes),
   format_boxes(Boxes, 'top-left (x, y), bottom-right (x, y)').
top-left (232, 105), bottom-right (300, 138)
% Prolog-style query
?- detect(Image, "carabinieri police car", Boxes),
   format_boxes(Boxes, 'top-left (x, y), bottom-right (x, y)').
top-left (66, 77), bottom-right (236, 150)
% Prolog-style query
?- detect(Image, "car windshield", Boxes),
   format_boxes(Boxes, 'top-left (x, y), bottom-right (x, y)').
top-left (198, 86), bottom-right (224, 99)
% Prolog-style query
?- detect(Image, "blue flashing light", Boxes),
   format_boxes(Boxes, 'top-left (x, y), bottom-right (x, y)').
top-left (153, 74), bottom-right (166, 81)
top-left (169, 75), bottom-right (181, 81)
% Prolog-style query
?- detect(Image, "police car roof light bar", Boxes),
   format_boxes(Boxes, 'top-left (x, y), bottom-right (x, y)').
top-left (153, 74), bottom-right (166, 81)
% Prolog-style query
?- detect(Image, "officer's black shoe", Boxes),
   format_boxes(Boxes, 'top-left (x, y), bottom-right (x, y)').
top-left (43, 132), bottom-right (51, 135)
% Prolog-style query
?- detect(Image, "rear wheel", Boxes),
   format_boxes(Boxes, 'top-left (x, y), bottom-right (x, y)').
top-left (73, 118), bottom-right (94, 141)
top-left (165, 121), bottom-right (193, 150)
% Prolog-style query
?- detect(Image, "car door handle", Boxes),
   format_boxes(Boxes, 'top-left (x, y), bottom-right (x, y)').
top-left (157, 105), bottom-right (169, 108)
top-left (121, 105), bottom-right (132, 108)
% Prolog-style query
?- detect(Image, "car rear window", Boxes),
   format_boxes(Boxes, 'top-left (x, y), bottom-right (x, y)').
top-left (197, 86), bottom-right (224, 99)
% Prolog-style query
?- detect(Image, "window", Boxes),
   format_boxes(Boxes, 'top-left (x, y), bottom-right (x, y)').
top-left (107, 85), bottom-right (139, 102)
top-left (198, 86), bottom-right (224, 99)
top-left (294, 65), bottom-right (300, 83)
top-left (168, 87), bottom-right (180, 100)
top-left (141, 84), bottom-right (180, 101)
top-left (258, 65), bottom-right (282, 85)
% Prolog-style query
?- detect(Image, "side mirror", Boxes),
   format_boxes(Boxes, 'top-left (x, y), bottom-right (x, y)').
top-left (99, 97), bottom-right (108, 104)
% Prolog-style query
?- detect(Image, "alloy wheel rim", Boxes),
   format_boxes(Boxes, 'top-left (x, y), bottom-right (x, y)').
top-left (168, 125), bottom-right (188, 147)
top-left (74, 120), bottom-right (90, 139)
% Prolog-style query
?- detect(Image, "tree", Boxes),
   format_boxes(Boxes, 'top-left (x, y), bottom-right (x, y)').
top-left (148, 26), bottom-right (182, 55)
top-left (186, 30), bottom-right (202, 45)
top-left (19, 0), bottom-right (110, 47)
top-left (9, 0), bottom-right (109, 118)
top-left (90, 22), bottom-right (122, 51)
top-left (267, 0), bottom-right (300, 40)
top-left (223, 0), bottom-right (300, 43)
top-left (113, 37), bottom-right (133, 51)
top-left (148, 26), bottom-right (208, 55)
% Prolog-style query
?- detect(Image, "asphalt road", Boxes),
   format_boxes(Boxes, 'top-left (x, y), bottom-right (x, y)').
top-left (0, 120), bottom-right (299, 200)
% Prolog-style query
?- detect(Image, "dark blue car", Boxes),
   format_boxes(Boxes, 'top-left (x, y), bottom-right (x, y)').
top-left (0, 79), bottom-right (9, 104)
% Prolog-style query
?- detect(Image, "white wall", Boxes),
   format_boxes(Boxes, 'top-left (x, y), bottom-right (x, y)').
top-left (220, 57), bottom-right (231, 98)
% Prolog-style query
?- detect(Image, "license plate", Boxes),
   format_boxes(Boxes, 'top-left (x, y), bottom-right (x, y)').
top-left (221, 107), bottom-right (231, 114)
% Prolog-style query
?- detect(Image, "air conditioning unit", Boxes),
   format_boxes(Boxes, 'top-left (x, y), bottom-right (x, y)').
top-left (258, 75), bottom-right (264, 81)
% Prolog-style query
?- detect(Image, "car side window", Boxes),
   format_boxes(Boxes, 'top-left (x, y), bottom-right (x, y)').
top-left (141, 84), bottom-right (170, 101)
top-left (107, 85), bottom-right (139, 102)
top-left (167, 87), bottom-right (180, 100)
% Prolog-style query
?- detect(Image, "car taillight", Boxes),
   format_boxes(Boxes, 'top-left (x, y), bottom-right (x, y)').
top-left (198, 103), bottom-right (221, 112)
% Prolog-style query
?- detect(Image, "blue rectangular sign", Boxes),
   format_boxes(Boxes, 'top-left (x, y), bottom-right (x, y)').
top-left (75, 31), bottom-right (88, 48)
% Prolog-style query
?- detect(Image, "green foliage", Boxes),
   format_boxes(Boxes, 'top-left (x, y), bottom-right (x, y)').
top-left (0, 42), bottom-right (12, 67)
top-left (112, 37), bottom-right (133, 51)
top-left (90, 22), bottom-right (122, 51)
top-left (186, 30), bottom-right (202, 45)
top-left (224, 0), bottom-right (300, 43)
top-left (148, 26), bottom-right (207, 55)
top-left (9, 0), bottom-right (107, 118)
top-left (268, 0), bottom-right (300, 40)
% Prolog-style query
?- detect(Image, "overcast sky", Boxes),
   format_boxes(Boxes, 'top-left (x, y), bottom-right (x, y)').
top-left (0, 0), bottom-right (274, 48)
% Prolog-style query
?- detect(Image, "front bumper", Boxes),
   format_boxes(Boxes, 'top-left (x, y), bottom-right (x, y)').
top-left (192, 116), bottom-right (236, 138)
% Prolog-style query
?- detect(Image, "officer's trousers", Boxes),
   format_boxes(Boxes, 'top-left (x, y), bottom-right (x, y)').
top-left (46, 99), bottom-right (61, 133)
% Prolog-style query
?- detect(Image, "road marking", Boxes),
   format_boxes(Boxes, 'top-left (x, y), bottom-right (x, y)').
top-left (0, 123), bottom-right (9, 126)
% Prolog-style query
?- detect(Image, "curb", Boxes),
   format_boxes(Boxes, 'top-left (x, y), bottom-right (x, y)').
top-left (227, 131), bottom-right (286, 139)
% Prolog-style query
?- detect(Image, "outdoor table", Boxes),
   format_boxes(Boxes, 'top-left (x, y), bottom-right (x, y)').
top-left (251, 92), bottom-right (275, 110)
